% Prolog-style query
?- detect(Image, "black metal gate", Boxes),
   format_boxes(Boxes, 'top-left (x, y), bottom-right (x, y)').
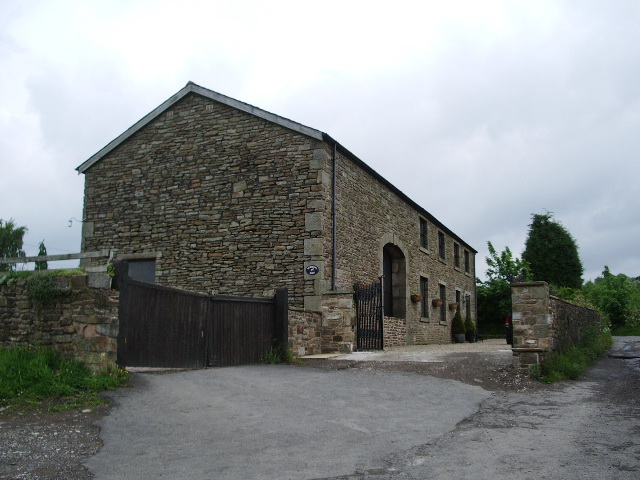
top-left (115, 262), bottom-right (288, 368)
top-left (354, 277), bottom-right (384, 351)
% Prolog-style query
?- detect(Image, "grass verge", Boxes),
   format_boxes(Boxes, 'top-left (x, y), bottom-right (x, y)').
top-left (530, 326), bottom-right (613, 383)
top-left (0, 346), bottom-right (128, 412)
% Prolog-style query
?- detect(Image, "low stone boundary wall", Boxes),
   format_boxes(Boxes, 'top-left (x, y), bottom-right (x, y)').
top-left (550, 296), bottom-right (601, 351)
top-left (0, 273), bottom-right (118, 371)
top-left (511, 281), bottom-right (601, 370)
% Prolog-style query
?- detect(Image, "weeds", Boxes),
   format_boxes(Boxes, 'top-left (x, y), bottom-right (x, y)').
top-left (26, 273), bottom-right (70, 307)
top-left (261, 345), bottom-right (301, 365)
top-left (530, 326), bottom-right (613, 383)
top-left (0, 346), bottom-right (128, 412)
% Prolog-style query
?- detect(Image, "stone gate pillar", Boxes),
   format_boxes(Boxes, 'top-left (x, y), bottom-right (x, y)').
top-left (321, 292), bottom-right (355, 353)
top-left (511, 281), bottom-right (552, 370)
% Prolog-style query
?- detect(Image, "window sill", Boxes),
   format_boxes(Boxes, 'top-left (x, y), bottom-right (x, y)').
top-left (419, 317), bottom-right (430, 323)
top-left (419, 247), bottom-right (430, 255)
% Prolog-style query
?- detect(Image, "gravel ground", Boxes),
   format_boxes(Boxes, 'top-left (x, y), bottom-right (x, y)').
top-left (301, 339), bottom-right (548, 393)
top-left (0, 405), bottom-right (109, 480)
top-left (0, 339), bottom-right (543, 479)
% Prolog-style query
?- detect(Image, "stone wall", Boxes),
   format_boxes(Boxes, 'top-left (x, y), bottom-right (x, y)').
top-left (0, 274), bottom-right (118, 371)
top-left (550, 296), bottom-right (601, 352)
top-left (81, 93), bottom-right (324, 308)
top-left (511, 281), bottom-right (601, 370)
top-left (288, 308), bottom-right (322, 356)
top-left (324, 148), bottom-right (477, 346)
top-left (384, 316), bottom-right (407, 347)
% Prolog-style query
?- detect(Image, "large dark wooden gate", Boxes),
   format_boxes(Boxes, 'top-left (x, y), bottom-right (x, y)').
top-left (354, 277), bottom-right (384, 351)
top-left (208, 295), bottom-right (287, 367)
top-left (116, 264), bottom-right (288, 368)
top-left (118, 278), bottom-right (209, 368)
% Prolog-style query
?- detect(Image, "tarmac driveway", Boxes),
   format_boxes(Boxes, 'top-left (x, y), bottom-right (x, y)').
top-left (85, 338), bottom-right (640, 479)
top-left (86, 364), bottom-right (491, 479)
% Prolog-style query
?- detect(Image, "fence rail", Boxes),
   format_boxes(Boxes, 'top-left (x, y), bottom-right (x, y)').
top-left (0, 249), bottom-right (111, 264)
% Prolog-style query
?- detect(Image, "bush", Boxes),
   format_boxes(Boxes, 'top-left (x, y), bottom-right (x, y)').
top-left (451, 311), bottom-right (465, 335)
top-left (613, 310), bottom-right (640, 335)
top-left (464, 315), bottom-right (475, 333)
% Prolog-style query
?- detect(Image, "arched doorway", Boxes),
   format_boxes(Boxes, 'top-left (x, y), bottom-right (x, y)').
top-left (382, 243), bottom-right (406, 318)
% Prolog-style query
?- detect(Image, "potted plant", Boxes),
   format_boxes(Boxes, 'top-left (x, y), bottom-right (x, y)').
top-left (464, 315), bottom-right (476, 343)
top-left (432, 298), bottom-right (443, 308)
top-left (411, 294), bottom-right (423, 303)
top-left (449, 302), bottom-right (459, 311)
top-left (451, 310), bottom-right (466, 343)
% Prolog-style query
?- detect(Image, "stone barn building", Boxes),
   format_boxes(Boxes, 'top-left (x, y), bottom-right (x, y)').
top-left (77, 82), bottom-right (476, 355)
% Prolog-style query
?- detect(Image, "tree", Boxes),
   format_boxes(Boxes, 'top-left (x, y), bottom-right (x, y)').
top-left (583, 266), bottom-right (637, 329)
top-left (35, 240), bottom-right (48, 271)
top-left (0, 219), bottom-right (28, 272)
top-left (477, 242), bottom-right (530, 333)
top-left (522, 213), bottom-right (583, 288)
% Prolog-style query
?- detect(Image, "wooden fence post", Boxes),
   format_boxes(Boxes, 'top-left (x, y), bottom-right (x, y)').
top-left (114, 260), bottom-right (129, 366)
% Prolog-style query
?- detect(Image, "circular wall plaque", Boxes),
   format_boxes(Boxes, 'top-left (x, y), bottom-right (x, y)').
top-left (305, 265), bottom-right (319, 275)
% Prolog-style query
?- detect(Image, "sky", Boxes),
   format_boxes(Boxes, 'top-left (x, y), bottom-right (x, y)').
top-left (1, 0), bottom-right (639, 282)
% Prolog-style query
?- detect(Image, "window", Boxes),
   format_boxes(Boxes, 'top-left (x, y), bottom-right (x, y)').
top-left (128, 259), bottom-right (156, 284)
top-left (454, 243), bottom-right (460, 268)
top-left (439, 283), bottom-right (446, 323)
top-left (419, 218), bottom-right (428, 249)
top-left (456, 290), bottom-right (461, 310)
top-left (464, 250), bottom-right (470, 274)
top-left (438, 232), bottom-right (446, 260)
top-left (420, 277), bottom-right (429, 318)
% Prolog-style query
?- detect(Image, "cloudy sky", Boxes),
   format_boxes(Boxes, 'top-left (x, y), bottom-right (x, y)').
top-left (1, 0), bottom-right (639, 281)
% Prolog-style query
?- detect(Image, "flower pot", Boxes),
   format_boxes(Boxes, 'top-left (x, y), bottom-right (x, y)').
top-left (453, 333), bottom-right (465, 343)
top-left (466, 332), bottom-right (476, 343)
top-left (449, 302), bottom-right (459, 311)
top-left (432, 299), bottom-right (443, 308)
top-left (411, 294), bottom-right (423, 303)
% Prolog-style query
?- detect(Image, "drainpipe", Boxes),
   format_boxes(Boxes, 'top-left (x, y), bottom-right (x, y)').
top-left (331, 142), bottom-right (338, 291)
